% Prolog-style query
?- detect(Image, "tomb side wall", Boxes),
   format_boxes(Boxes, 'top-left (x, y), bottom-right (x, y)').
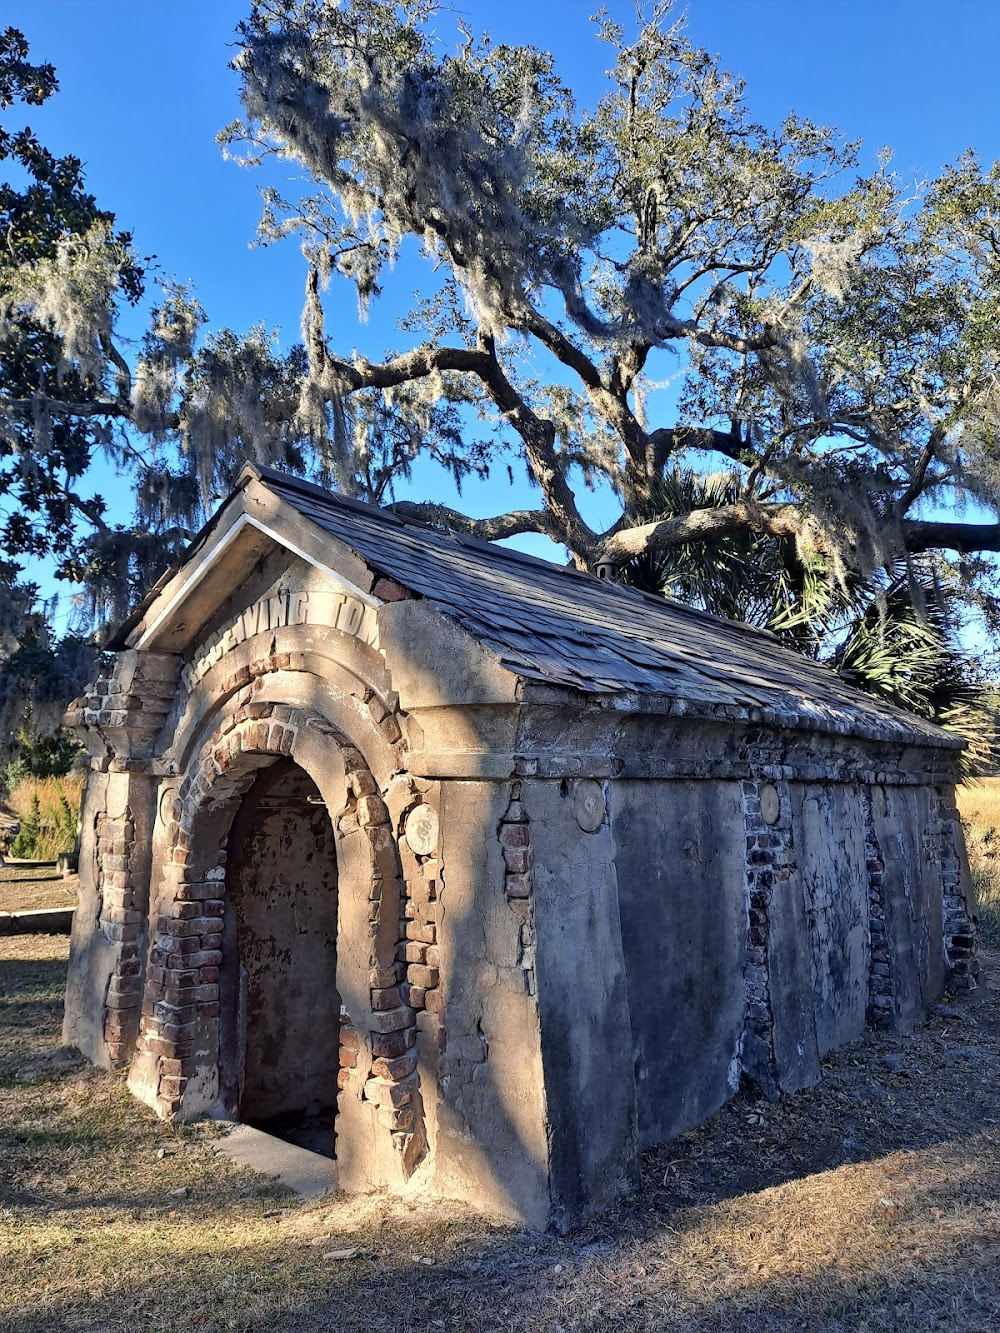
top-left (611, 778), bottom-right (747, 1150)
top-left (430, 778), bottom-right (552, 1229)
top-left (606, 745), bottom-right (975, 1146)
top-left (523, 776), bottom-right (640, 1229)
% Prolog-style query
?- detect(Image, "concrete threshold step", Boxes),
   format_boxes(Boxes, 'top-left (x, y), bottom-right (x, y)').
top-left (0, 907), bottom-right (75, 935)
top-left (210, 1120), bottom-right (336, 1198)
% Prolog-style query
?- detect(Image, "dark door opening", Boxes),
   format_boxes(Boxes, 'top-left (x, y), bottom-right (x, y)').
top-left (221, 759), bottom-right (340, 1157)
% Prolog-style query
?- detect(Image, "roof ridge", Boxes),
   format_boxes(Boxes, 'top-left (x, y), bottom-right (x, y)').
top-left (107, 460), bottom-right (959, 752)
top-left (255, 463), bottom-right (782, 647)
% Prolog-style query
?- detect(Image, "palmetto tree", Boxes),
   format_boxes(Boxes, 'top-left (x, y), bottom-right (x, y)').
top-left (620, 467), bottom-right (995, 774)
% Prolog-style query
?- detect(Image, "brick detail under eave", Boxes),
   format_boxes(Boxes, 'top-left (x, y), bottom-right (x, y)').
top-left (932, 786), bottom-right (980, 993)
top-left (498, 781), bottom-right (536, 996)
top-left (739, 778), bottom-right (796, 1095)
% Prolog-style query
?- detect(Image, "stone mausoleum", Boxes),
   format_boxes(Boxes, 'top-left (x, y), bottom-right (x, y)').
top-left (64, 463), bottom-right (978, 1229)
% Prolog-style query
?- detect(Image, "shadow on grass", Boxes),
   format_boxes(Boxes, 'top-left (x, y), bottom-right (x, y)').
top-left (2, 1135), bottom-right (999, 1333)
top-left (0, 955), bottom-right (72, 1089)
top-left (0, 996), bottom-right (70, 1033)
top-left (3, 943), bottom-right (999, 1331)
top-left (0, 955), bottom-right (68, 1001)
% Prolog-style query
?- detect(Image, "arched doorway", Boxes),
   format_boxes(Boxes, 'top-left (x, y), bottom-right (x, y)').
top-left (219, 758), bottom-right (340, 1155)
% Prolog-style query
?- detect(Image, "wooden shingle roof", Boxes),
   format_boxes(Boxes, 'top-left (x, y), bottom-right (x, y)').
top-left (251, 465), bottom-right (958, 752)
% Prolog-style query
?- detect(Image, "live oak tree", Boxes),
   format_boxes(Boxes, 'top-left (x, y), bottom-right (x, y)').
top-left (4, 5), bottom-right (1000, 735)
top-left (216, 0), bottom-right (1000, 586)
top-left (0, 27), bottom-right (113, 759)
top-left (223, 0), bottom-right (1000, 755)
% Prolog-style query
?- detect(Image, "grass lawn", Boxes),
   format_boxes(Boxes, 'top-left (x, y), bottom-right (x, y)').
top-left (0, 863), bottom-right (79, 914)
top-left (2, 934), bottom-right (1000, 1332)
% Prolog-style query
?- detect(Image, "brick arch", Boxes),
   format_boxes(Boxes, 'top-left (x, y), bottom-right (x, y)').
top-left (167, 631), bottom-right (407, 791)
top-left (129, 701), bottom-right (425, 1174)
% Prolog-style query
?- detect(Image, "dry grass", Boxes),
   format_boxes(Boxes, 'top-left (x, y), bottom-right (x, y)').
top-left (4, 773), bottom-right (85, 860)
top-left (0, 862), bottom-right (78, 913)
top-left (2, 937), bottom-right (1000, 1331)
top-left (958, 778), bottom-right (1000, 948)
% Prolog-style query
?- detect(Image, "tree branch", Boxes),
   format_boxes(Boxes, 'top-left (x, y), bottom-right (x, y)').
top-left (647, 423), bottom-right (747, 468)
top-left (325, 344), bottom-right (492, 392)
top-left (100, 333), bottom-right (132, 402)
top-left (516, 305), bottom-right (657, 487)
top-left (67, 491), bottom-right (110, 533)
top-left (384, 501), bottom-right (560, 544)
top-left (608, 342), bottom-right (651, 398)
top-left (324, 330), bottom-right (597, 561)
top-left (0, 395), bottom-right (138, 421)
top-left (518, 306), bottom-right (603, 391)
top-left (902, 519), bottom-right (1000, 555)
top-left (598, 501), bottom-right (804, 562)
top-left (896, 425), bottom-right (945, 517)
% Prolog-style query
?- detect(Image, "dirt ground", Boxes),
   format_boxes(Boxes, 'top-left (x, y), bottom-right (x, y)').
top-left (2, 935), bottom-right (999, 1332)
top-left (0, 862), bottom-right (79, 913)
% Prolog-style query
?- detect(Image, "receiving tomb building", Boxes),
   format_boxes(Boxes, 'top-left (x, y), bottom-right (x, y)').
top-left (63, 463), bottom-right (978, 1229)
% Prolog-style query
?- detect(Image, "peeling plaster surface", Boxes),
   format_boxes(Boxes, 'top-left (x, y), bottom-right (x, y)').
top-left (612, 780), bottom-right (746, 1149)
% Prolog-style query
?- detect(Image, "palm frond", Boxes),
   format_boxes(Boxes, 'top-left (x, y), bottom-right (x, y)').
top-left (621, 471), bottom-right (997, 777)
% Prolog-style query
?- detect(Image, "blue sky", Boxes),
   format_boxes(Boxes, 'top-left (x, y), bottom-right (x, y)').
top-left (6, 0), bottom-right (1000, 627)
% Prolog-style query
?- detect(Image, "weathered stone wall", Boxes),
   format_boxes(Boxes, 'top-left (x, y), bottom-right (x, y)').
top-left (524, 774), bottom-right (639, 1228)
top-left (64, 769), bottom-right (122, 1068)
top-left (935, 786), bottom-right (979, 990)
top-left (608, 760), bottom-right (977, 1147)
top-left (867, 784), bottom-right (948, 1029)
top-left (391, 783), bottom-right (445, 1158)
top-left (63, 651), bottom-right (180, 1068)
top-left (612, 779), bottom-right (746, 1149)
top-left (432, 778), bottom-right (551, 1228)
top-left (793, 783), bottom-right (870, 1058)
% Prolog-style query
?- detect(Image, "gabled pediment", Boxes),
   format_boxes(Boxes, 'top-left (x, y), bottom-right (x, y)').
top-left (115, 471), bottom-right (382, 656)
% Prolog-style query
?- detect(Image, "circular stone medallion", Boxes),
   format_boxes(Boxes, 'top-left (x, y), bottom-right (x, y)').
top-left (760, 783), bottom-right (781, 826)
top-left (404, 803), bottom-right (439, 856)
top-left (574, 780), bottom-right (606, 833)
top-left (158, 785), bottom-right (177, 827)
